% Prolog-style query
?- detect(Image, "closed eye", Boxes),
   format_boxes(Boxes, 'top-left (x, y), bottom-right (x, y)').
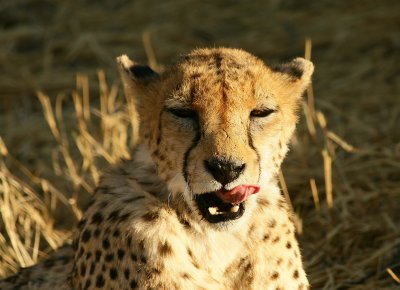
top-left (167, 108), bottom-right (198, 119)
top-left (250, 108), bottom-right (276, 118)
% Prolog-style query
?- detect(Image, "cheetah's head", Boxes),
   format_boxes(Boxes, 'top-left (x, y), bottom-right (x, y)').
top-left (118, 48), bottom-right (313, 230)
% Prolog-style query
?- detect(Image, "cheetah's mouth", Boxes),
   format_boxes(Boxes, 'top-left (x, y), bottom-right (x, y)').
top-left (194, 185), bottom-right (260, 223)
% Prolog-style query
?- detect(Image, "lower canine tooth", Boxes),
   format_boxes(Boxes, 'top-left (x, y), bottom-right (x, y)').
top-left (208, 207), bottom-right (218, 215)
top-left (230, 205), bottom-right (240, 213)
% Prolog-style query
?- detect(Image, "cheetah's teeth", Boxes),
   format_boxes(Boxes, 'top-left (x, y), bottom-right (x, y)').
top-left (208, 207), bottom-right (218, 215)
top-left (230, 205), bottom-right (240, 213)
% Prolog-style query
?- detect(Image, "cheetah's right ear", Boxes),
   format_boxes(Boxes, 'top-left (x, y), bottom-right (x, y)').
top-left (117, 54), bottom-right (160, 112)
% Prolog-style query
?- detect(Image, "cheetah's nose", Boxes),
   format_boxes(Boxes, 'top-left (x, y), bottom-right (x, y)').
top-left (204, 157), bottom-right (246, 185)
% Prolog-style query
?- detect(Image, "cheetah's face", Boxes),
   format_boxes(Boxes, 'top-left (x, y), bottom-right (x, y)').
top-left (118, 48), bottom-right (313, 229)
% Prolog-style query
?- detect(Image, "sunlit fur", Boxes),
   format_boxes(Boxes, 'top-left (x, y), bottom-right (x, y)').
top-left (120, 48), bottom-right (313, 231)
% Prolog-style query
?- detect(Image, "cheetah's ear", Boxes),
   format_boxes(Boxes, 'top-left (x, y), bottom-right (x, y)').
top-left (117, 55), bottom-right (159, 83)
top-left (271, 57), bottom-right (314, 98)
top-left (117, 54), bottom-right (160, 110)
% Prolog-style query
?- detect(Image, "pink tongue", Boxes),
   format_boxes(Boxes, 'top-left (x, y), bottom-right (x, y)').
top-left (216, 185), bottom-right (260, 204)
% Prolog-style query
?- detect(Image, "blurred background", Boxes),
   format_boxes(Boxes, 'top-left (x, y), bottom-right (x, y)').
top-left (0, 0), bottom-right (399, 289)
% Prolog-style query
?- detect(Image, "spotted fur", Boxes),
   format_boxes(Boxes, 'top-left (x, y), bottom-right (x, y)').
top-left (0, 47), bottom-right (313, 290)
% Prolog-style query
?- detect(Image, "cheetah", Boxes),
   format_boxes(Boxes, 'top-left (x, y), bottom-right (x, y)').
top-left (0, 47), bottom-right (314, 290)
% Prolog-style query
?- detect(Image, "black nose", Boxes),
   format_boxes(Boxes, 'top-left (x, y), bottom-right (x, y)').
top-left (204, 157), bottom-right (246, 185)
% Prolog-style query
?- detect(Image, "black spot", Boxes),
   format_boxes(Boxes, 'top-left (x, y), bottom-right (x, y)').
top-left (95, 274), bottom-right (105, 287)
top-left (72, 239), bottom-right (78, 251)
top-left (124, 268), bottom-right (130, 280)
top-left (293, 269), bottom-right (299, 279)
top-left (131, 253), bottom-right (137, 261)
top-left (272, 237), bottom-right (280, 243)
top-left (95, 250), bottom-right (102, 262)
top-left (159, 241), bottom-right (173, 256)
top-left (90, 263), bottom-right (96, 275)
top-left (109, 267), bottom-right (118, 280)
top-left (108, 210), bottom-right (119, 221)
top-left (85, 252), bottom-right (92, 260)
top-left (130, 279), bottom-right (138, 288)
top-left (190, 72), bottom-right (202, 79)
top-left (80, 263), bottom-right (86, 277)
top-left (286, 241), bottom-right (292, 249)
top-left (77, 218), bottom-right (87, 229)
top-left (271, 271), bottom-right (279, 280)
top-left (117, 249), bottom-right (125, 260)
top-left (244, 261), bottom-right (252, 272)
top-left (81, 229), bottom-right (91, 243)
top-left (140, 255), bottom-right (147, 263)
top-left (77, 247), bottom-right (84, 259)
top-left (182, 273), bottom-right (191, 279)
top-left (84, 279), bottom-right (91, 289)
top-left (105, 253), bottom-right (114, 262)
top-left (102, 239), bottom-right (110, 250)
top-left (91, 212), bottom-right (103, 224)
top-left (113, 229), bottom-right (121, 237)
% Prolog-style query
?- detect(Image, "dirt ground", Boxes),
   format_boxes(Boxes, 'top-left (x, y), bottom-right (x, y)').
top-left (0, 0), bottom-right (399, 289)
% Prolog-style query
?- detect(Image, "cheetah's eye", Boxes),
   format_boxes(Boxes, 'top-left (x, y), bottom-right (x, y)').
top-left (250, 108), bottom-right (276, 118)
top-left (167, 108), bottom-right (198, 119)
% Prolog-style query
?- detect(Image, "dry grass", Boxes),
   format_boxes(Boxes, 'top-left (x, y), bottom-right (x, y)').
top-left (0, 71), bottom-right (138, 277)
top-left (0, 0), bottom-right (399, 289)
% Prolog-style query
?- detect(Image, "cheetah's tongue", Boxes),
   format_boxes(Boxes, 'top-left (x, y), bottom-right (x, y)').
top-left (216, 185), bottom-right (260, 204)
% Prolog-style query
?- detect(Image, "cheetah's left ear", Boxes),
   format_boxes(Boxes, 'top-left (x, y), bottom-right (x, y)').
top-left (271, 57), bottom-right (314, 98)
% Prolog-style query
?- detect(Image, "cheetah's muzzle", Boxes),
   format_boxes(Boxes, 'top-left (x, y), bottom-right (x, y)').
top-left (195, 185), bottom-right (260, 223)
